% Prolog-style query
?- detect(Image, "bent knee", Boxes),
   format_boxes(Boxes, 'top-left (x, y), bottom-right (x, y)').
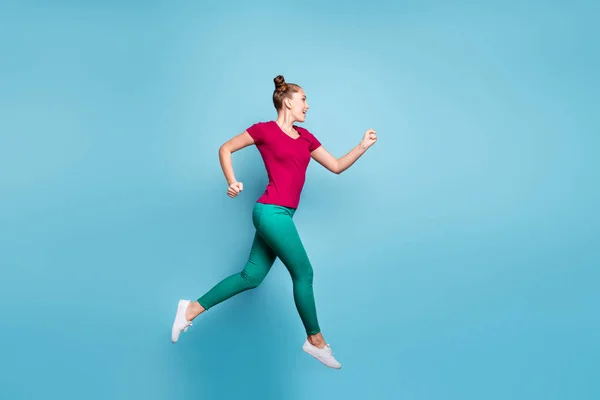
top-left (241, 270), bottom-right (265, 289)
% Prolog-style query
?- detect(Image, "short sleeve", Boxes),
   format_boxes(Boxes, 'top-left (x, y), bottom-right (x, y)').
top-left (296, 126), bottom-right (321, 152)
top-left (246, 123), bottom-right (264, 145)
top-left (309, 133), bottom-right (322, 152)
top-left (304, 129), bottom-right (321, 152)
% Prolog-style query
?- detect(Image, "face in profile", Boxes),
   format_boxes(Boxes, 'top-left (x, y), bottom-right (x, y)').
top-left (289, 89), bottom-right (309, 123)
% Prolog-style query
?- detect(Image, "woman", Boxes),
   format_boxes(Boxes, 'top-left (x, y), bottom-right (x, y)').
top-left (171, 75), bottom-right (377, 369)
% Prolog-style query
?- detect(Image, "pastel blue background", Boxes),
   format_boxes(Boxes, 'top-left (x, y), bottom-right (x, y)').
top-left (1, 1), bottom-right (598, 399)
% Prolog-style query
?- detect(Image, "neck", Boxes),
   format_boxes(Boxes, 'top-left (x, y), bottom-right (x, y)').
top-left (275, 112), bottom-right (295, 131)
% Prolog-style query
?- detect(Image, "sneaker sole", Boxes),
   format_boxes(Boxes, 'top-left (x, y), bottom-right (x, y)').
top-left (171, 300), bottom-right (189, 343)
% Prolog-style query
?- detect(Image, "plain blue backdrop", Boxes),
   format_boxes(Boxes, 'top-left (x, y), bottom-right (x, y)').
top-left (1, 1), bottom-right (598, 399)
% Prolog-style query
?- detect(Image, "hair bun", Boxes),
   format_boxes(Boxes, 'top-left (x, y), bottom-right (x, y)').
top-left (274, 75), bottom-right (287, 91)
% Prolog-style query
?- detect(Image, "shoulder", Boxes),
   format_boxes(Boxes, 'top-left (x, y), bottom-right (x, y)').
top-left (295, 125), bottom-right (322, 150)
top-left (295, 124), bottom-right (310, 134)
top-left (246, 121), bottom-right (274, 143)
top-left (247, 121), bottom-right (272, 132)
top-left (295, 125), bottom-right (315, 138)
top-left (296, 125), bottom-right (318, 140)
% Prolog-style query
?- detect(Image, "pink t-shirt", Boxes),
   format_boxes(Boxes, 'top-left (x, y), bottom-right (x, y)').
top-left (246, 120), bottom-right (322, 209)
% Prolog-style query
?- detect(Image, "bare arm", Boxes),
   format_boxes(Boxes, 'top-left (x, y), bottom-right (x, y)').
top-left (219, 131), bottom-right (254, 193)
top-left (311, 128), bottom-right (377, 174)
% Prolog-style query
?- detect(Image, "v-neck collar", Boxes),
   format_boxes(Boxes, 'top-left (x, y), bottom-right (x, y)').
top-left (272, 120), bottom-right (301, 140)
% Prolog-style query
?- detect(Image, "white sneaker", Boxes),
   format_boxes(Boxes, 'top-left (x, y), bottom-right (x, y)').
top-left (302, 340), bottom-right (342, 369)
top-left (171, 299), bottom-right (192, 343)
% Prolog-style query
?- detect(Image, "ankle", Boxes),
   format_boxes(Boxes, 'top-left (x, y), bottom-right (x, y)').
top-left (308, 335), bottom-right (326, 349)
top-left (185, 301), bottom-right (205, 321)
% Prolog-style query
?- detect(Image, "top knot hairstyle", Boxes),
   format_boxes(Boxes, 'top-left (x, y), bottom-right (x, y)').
top-left (272, 75), bottom-right (302, 110)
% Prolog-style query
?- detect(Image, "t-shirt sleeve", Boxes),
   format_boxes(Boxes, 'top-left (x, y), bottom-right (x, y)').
top-left (246, 123), bottom-right (264, 144)
top-left (307, 131), bottom-right (322, 152)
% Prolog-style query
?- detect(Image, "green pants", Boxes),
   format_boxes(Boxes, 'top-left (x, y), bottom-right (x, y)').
top-left (197, 202), bottom-right (321, 335)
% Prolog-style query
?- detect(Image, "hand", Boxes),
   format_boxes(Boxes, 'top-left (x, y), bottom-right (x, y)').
top-left (360, 128), bottom-right (377, 149)
top-left (227, 181), bottom-right (243, 198)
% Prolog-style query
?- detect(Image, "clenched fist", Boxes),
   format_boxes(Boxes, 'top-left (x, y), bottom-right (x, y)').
top-left (227, 181), bottom-right (243, 198)
top-left (360, 128), bottom-right (377, 149)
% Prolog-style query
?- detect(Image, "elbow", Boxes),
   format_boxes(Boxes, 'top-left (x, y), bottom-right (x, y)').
top-left (219, 143), bottom-right (230, 155)
top-left (218, 145), bottom-right (229, 161)
top-left (333, 162), bottom-right (342, 175)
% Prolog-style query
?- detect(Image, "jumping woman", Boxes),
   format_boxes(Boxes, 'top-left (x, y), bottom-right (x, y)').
top-left (171, 75), bottom-right (377, 369)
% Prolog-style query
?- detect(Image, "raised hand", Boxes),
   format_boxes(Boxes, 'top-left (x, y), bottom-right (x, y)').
top-left (227, 181), bottom-right (244, 198)
top-left (360, 128), bottom-right (377, 149)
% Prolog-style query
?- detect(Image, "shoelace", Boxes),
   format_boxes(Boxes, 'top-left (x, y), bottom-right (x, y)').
top-left (325, 344), bottom-right (333, 355)
top-left (182, 321), bottom-right (192, 332)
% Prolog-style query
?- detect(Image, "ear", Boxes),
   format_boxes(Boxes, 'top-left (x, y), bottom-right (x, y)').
top-left (286, 99), bottom-right (293, 109)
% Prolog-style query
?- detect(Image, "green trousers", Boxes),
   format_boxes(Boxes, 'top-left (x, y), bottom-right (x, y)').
top-left (197, 202), bottom-right (321, 335)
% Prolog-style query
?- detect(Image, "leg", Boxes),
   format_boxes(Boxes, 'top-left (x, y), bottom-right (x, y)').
top-left (254, 204), bottom-right (322, 340)
top-left (255, 204), bottom-right (341, 368)
top-left (186, 231), bottom-right (277, 321)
